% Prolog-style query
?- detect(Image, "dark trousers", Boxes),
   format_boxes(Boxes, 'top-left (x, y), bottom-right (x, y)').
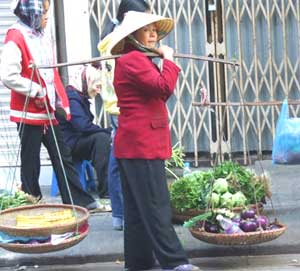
top-left (118, 159), bottom-right (188, 270)
top-left (71, 132), bottom-right (110, 198)
top-left (18, 123), bottom-right (95, 207)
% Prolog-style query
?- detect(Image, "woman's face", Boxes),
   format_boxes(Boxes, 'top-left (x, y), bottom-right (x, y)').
top-left (40, 0), bottom-right (50, 30)
top-left (133, 23), bottom-right (158, 48)
top-left (89, 82), bottom-right (102, 98)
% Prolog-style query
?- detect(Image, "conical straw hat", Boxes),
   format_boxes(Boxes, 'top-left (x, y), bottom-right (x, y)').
top-left (98, 11), bottom-right (174, 55)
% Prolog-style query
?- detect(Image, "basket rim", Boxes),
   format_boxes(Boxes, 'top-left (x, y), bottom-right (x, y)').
top-left (0, 223), bottom-right (89, 253)
top-left (0, 204), bottom-right (89, 237)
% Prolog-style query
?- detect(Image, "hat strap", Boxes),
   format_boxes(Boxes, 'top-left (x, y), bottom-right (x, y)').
top-left (127, 35), bottom-right (158, 54)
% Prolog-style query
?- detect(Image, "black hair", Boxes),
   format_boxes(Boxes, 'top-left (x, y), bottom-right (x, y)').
top-left (101, 0), bottom-right (150, 40)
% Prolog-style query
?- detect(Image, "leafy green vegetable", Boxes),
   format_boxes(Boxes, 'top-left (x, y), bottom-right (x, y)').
top-left (212, 161), bottom-right (267, 204)
top-left (206, 192), bottom-right (220, 208)
top-left (165, 143), bottom-right (185, 169)
top-left (165, 143), bottom-right (185, 179)
top-left (231, 191), bottom-right (247, 207)
top-left (169, 160), bottom-right (269, 213)
top-left (183, 211), bottom-right (212, 228)
top-left (213, 178), bottom-right (228, 194)
top-left (220, 191), bottom-right (234, 208)
top-left (169, 171), bottom-right (213, 211)
top-left (0, 190), bottom-right (38, 210)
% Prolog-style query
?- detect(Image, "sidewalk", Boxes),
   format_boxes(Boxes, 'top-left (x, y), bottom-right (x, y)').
top-left (1, 254), bottom-right (300, 270)
top-left (0, 160), bottom-right (299, 268)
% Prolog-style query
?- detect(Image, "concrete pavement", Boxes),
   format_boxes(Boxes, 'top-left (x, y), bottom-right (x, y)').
top-left (0, 160), bottom-right (299, 269)
top-left (1, 254), bottom-right (300, 270)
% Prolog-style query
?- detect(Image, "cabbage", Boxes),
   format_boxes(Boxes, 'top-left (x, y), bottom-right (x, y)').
top-left (231, 191), bottom-right (247, 207)
top-left (220, 191), bottom-right (233, 208)
top-left (206, 192), bottom-right (220, 208)
top-left (213, 178), bottom-right (228, 194)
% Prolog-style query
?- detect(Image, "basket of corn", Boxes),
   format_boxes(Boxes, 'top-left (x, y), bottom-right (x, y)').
top-left (0, 204), bottom-right (89, 237)
top-left (0, 204), bottom-right (89, 253)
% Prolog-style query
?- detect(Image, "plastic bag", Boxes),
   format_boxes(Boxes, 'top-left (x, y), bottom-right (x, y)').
top-left (272, 99), bottom-right (300, 164)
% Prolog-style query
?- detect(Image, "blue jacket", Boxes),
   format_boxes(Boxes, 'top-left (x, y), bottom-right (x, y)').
top-left (58, 85), bottom-right (110, 149)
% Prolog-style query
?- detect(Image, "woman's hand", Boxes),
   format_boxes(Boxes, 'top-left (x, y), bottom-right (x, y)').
top-left (34, 97), bottom-right (45, 109)
top-left (34, 88), bottom-right (46, 109)
top-left (156, 45), bottom-right (174, 61)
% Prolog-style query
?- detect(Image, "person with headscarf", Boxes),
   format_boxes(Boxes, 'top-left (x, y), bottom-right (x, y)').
top-left (0, 0), bottom-right (99, 210)
top-left (57, 64), bottom-right (111, 201)
top-left (99, 11), bottom-right (201, 271)
top-left (99, 0), bottom-right (151, 231)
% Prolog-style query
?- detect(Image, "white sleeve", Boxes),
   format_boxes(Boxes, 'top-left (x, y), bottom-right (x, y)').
top-left (0, 41), bottom-right (41, 98)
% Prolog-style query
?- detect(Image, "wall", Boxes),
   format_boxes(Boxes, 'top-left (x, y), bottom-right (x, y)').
top-left (62, 0), bottom-right (96, 114)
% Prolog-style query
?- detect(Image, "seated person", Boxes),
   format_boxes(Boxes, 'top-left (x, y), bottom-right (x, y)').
top-left (57, 64), bottom-right (111, 199)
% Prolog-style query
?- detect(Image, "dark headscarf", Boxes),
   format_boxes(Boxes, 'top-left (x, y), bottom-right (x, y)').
top-left (101, 0), bottom-right (150, 40)
top-left (13, 0), bottom-right (49, 32)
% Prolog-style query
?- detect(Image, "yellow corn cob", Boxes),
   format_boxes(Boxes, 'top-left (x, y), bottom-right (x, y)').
top-left (16, 209), bottom-right (76, 228)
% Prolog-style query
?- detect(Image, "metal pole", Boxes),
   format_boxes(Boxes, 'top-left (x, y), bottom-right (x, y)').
top-left (34, 53), bottom-right (239, 69)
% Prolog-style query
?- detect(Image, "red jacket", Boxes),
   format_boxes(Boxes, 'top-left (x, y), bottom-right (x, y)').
top-left (114, 49), bottom-right (180, 160)
top-left (4, 29), bottom-right (70, 125)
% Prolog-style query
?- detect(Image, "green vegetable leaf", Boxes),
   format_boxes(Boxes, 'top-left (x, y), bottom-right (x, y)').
top-left (183, 211), bottom-right (212, 228)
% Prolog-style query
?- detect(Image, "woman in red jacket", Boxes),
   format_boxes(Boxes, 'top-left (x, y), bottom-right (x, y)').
top-left (100, 11), bottom-right (200, 271)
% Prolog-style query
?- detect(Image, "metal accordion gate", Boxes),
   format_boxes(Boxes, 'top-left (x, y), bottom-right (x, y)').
top-left (87, 0), bottom-right (300, 166)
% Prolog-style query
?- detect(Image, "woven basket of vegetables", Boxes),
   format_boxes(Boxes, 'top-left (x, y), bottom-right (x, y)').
top-left (170, 161), bottom-right (270, 223)
top-left (0, 204), bottom-right (89, 237)
top-left (189, 223), bottom-right (286, 246)
top-left (0, 222), bottom-right (89, 253)
top-left (185, 208), bottom-right (286, 246)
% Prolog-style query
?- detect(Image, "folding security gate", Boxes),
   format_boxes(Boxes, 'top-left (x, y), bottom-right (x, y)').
top-left (87, 0), bottom-right (300, 165)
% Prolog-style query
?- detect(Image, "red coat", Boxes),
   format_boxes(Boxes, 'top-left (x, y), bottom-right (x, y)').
top-left (113, 49), bottom-right (180, 160)
top-left (4, 28), bottom-right (70, 125)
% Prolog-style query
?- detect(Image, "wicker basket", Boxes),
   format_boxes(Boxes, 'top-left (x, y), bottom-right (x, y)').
top-left (172, 202), bottom-right (264, 223)
top-left (0, 204), bottom-right (89, 237)
top-left (172, 208), bottom-right (206, 223)
top-left (189, 223), bottom-right (286, 246)
top-left (0, 223), bottom-right (89, 253)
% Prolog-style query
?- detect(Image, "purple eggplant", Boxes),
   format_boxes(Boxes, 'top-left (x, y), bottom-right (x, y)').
top-left (232, 215), bottom-right (241, 224)
top-left (204, 222), bottom-right (219, 233)
top-left (268, 223), bottom-right (280, 230)
top-left (256, 215), bottom-right (269, 230)
top-left (240, 208), bottom-right (256, 220)
top-left (208, 224), bottom-right (220, 233)
top-left (239, 219), bottom-right (258, 232)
